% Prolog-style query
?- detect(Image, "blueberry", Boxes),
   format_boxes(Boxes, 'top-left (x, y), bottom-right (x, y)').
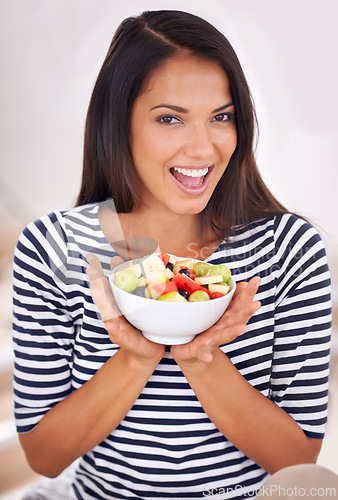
top-left (179, 268), bottom-right (190, 277)
top-left (166, 262), bottom-right (174, 271)
top-left (178, 290), bottom-right (189, 299)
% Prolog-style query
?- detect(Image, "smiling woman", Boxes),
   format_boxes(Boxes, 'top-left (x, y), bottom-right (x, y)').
top-left (128, 53), bottom-right (237, 219)
top-left (12, 9), bottom-right (331, 500)
top-left (77, 10), bottom-right (287, 247)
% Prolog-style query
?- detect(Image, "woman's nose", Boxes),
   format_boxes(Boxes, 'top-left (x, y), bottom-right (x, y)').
top-left (183, 124), bottom-right (214, 159)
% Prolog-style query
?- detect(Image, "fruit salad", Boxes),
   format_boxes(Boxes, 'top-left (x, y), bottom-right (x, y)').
top-left (114, 252), bottom-right (232, 302)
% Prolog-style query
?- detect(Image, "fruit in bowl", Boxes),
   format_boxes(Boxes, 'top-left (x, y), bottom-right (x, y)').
top-left (109, 252), bottom-right (236, 345)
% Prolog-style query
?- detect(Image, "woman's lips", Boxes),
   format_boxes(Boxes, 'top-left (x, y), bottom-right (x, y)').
top-left (169, 165), bottom-right (213, 195)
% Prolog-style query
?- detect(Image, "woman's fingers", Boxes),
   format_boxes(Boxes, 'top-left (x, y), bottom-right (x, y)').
top-left (110, 255), bottom-right (125, 271)
top-left (86, 253), bottom-right (105, 280)
top-left (198, 277), bottom-right (261, 351)
top-left (86, 253), bottom-right (122, 322)
top-left (172, 276), bottom-right (261, 364)
top-left (85, 254), bottom-right (165, 361)
top-left (224, 277), bottom-right (260, 315)
top-left (235, 276), bottom-right (260, 302)
top-left (209, 277), bottom-right (260, 341)
top-left (232, 281), bottom-right (248, 299)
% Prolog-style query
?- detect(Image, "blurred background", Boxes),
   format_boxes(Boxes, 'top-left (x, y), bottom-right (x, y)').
top-left (0, 0), bottom-right (337, 497)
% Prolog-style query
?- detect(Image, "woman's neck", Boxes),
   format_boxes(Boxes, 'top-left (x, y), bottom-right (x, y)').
top-left (98, 201), bottom-right (223, 261)
top-left (117, 208), bottom-right (222, 261)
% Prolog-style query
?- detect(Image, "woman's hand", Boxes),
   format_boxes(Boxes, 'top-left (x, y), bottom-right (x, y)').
top-left (86, 253), bottom-right (165, 365)
top-left (171, 276), bottom-right (261, 365)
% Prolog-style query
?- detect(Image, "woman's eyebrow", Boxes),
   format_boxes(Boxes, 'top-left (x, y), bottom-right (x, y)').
top-left (150, 102), bottom-right (234, 113)
top-left (213, 103), bottom-right (234, 113)
top-left (151, 104), bottom-right (188, 113)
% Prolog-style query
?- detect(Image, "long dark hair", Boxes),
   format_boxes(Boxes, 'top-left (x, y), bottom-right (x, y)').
top-left (76, 10), bottom-right (288, 237)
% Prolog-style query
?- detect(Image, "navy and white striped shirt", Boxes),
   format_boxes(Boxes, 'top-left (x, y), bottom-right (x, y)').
top-left (12, 202), bottom-right (332, 499)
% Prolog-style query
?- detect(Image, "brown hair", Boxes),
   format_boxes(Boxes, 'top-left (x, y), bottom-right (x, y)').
top-left (76, 10), bottom-right (288, 237)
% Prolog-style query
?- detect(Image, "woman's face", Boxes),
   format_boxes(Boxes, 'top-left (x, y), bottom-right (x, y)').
top-left (129, 52), bottom-right (237, 217)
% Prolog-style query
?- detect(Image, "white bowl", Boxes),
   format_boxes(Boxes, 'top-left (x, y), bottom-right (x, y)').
top-left (109, 258), bottom-right (236, 345)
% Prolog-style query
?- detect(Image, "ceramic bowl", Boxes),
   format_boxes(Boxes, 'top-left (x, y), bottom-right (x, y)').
top-left (109, 258), bottom-right (236, 345)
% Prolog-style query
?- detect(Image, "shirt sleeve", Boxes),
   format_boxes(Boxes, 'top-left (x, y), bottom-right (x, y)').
top-left (12, 211), bottom-right (75, 433)
top-left (269, 214), bottom-right (332, 438)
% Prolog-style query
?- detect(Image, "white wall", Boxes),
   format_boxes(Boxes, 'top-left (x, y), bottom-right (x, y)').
top-left (1, 0), bottom-right (337, 275)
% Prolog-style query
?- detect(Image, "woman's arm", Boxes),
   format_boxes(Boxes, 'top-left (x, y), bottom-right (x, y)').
top-left (19, 346), bottom-right (163, 478)
top-left (19, 254), bottom-right (165, 478)
top-left (171, 278), bottom-right (322, 474)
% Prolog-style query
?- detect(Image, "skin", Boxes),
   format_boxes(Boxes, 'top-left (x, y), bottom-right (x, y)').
top-left (129, 52), bottom-right (237, 217)
top-left (19, 52), bottom-right (322, 478)
top-left (120, 51), bottom-right (237, 259)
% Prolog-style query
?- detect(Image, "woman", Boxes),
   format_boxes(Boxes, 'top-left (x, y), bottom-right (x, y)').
top-left (13, 10), bottom-right (331, 500)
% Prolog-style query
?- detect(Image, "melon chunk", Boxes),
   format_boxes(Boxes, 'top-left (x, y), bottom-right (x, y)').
top-left (194, 275), bottom-right (224, 285)
top-left (208, 283), bottom-right (230, 295)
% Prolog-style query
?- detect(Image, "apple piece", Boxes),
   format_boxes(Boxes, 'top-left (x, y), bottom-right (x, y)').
top-left (172, 264), bottom-right (182, 274)
top-left (137, 276), bottom-right (147, 287)
top-left (173, 258), bottom-right (194, 274)
top-left (145, 270), bottom-right (167, 285)
top-left (194, 275), bottom-right (224, 285)
top-left (144, 284), bottom-right (163, 300)
top-left (167, 253), bottom-right (177, 265)
top-left (188, 290), bottom-right (210, 302)
top-left (157, 291), bottom-right (187, 302)
top-left (165, 267), bottom-right (175, 280)
top-left (208, 283), bottom-right (230, 295)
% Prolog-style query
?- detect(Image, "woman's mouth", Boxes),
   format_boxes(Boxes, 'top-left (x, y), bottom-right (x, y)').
top-left (169, 165), bottom-right (213, 195)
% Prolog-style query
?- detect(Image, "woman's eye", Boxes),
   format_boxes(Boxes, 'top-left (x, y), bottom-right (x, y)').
top-left (212, 113), bottom-right (232, 122)
top-left (157, 116), bottom-right (181, 125)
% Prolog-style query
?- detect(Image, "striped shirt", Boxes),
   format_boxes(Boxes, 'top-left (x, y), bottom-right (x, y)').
top-left (12, 202), bottom-right (332, 499)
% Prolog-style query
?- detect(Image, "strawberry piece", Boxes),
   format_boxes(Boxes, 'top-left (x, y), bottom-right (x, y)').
top-left (158, 252), bottom-right (170, 266)
top-left (152, 281), bottom-right (178, 296)
top-left (211, 291), bottom-right (226, 300)
top-left (172, 273), bottom-right (212, 298)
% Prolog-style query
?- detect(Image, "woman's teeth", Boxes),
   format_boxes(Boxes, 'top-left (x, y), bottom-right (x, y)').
top-left (173, 167), bottom-right (209, 178)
